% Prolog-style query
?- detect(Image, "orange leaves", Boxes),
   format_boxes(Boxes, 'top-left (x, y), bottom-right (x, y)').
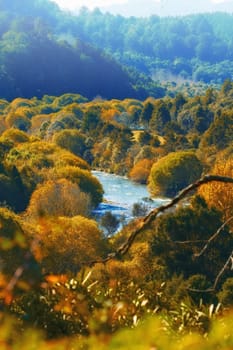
top-left (33, 216), bottom-right (104, 274)
top-left (0, 208), bottom-right (42, 304)
top-left (45, 275), bottom-right (68, 284)
top-left (101, 108), bottom-right (119, 122)
top-left (27, 178), bottom-right (91, 219)
top-left (199, 156), bottom-right (233, 223)
top-left (129, 159), bottom-right (153, 184)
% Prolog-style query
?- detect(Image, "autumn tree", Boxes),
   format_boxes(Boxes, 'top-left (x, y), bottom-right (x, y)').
top-left (53, 129), bottom-right (86, 157)
top-left (129, 158), bottom-right (153, 184)
top-left (101, 211), bottom-right (120, 236)
top-left (27, 178), bottom-right (91, 219)
top-left (5, 110), bottom-right (32, 131)
top-left (149, 151), bottom-right (203, 197)
top-left (200, 110), bottom-right (233, 150)
top-left (0, 208), bottom-right (41, 300)
top-left (150, 196), bottom-right (233, 281)
top-left (199, 154), bottom-right (233, 225)
top-left (45, 166), bottom-right (103, 207)
top-left (35, 215), bottom-right (105, 273)
top-left (149, 100), bottom-right (171, 134)
top-left (140, 99), bottom-right (154, 127)
top-left (0, 128), bottom-right (30, 144)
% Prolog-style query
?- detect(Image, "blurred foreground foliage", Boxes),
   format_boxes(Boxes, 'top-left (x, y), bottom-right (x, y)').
top-left (1, 306), bottom-right (233, 349)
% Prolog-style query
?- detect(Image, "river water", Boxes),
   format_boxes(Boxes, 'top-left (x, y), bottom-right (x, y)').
top-left (92, 171), bottom-right (169, 221)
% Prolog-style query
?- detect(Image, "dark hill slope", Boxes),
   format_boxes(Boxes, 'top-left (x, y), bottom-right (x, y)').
top-left (0, 1), bottom-right (143, 100)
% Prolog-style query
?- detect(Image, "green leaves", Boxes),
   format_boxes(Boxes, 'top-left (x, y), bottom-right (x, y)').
top-left (149, 151), bottom-right (203, 197)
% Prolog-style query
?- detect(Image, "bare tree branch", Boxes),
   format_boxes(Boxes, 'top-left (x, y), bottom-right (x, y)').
top-left (116, 175), bottom-right (233, 257)
top-left (194, 216), bottom-right (233, 258)
top-left (173, 239), bottom-right (208, 245)
top-left (188, 249), bottom-right (233, 293)
top-left (213, 249), bottom-right (233, 290)
top-left (89, 174), bottom-right (233, 266)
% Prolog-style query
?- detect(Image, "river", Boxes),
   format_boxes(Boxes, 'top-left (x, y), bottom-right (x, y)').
top-left (92, 171), bottom-right (169, 222)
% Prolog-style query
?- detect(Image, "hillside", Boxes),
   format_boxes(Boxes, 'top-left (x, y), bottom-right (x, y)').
top-left (75, 0), bottom-right (233, 17)
top-left (64, 11), bottom-right (233, 86)
top-left (3, 1), bottom-right (233, 100)
top-left (6, 1), bottom-right (233, 89)
top-left (0, 0), bottom-right (156, 100)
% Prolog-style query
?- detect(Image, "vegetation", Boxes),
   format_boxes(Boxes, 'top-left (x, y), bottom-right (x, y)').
top-left (0, 1), bottom-right (232, 348)
top-left (0, 84), bottom-right (232, 348)
top-left (3, 1), bottom-right (233, 100)
top-left (149, 151), bottom-right (203, 196)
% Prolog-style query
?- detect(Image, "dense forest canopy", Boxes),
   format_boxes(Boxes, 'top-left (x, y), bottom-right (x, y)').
top-left (0, 85), bottom-right (232, 348)
top-left (0, 1), bottom-right (151, 100)
top-left (63, 10), bottom-right (233, 94)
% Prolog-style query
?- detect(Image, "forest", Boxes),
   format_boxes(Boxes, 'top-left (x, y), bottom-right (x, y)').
top-left (0, 83), bottom-right (232, 348)
top-left (0, 0), bottom-right (233, 349)
top-left (3, 0), bottom-right (233, 100)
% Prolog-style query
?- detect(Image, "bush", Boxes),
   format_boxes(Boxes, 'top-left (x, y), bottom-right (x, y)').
top-left (101, 211), bottom-right (120, 235)
top-left (27, 178), bottom-right (91, 219)
top-left (218, 278), bottom-right (233, 306)
top-left (53, 129), bottom-right (86, 157)
top-left (35, 215), bottom-right (104, 273)
top-left (148, 151), bottom-right (203, 197)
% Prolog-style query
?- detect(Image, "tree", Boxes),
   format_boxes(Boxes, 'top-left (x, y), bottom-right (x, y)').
top-left (46, 166), bottom-right (103, 207)
top-left (1, 128), bottom-right (30, 144)
top-left (199, 155), bottom-right (233, 225)
top-left (27, 178), bottom-right (91, 219)
top-left (149, 100), bottom-right (171, 134)
top-left (53, 129), bottom-right (86, 157)
top-left (150, 195), bottom-right (233, 280)
top-left (101, 211), bottom-right (120, 236)
top-left (200, 111), bottom-right (233, 150)
top-left (132, 202), bottom-right (148, 217)
top-left (35, 215), bottom-right (104, 273)
top-left (138, 131), bottom-right (152, 146)
top-left (129, 158), bottom-right (153, 184)
top-left (148, 151), bottom-right (203, 197)
top-left (82, 106), bottom-right (102, 133)
top-left (218, 278), bottom-right (233, 306)
top-left (140, 100), bottom-right (154, 126)
top-left (0, 207), bottom-right (41, 300)
top-left (5, 112), bottom-right (31, 131)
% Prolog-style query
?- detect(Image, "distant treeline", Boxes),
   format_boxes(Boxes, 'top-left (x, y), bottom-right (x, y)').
top-left (65, 10), bottom-right (233, 84)
top-left (2, 1), bottom-right (233, 101)
top-left (0, 0), bottom-right (163, 101)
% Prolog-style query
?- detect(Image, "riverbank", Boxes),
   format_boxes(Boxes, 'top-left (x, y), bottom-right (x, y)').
top-left (92, 170), bottom-right (170, 224)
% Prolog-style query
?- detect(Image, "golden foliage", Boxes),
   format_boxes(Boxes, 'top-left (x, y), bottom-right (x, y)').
top-left (42, 165), bottom-right (103, 206)
top-left (0, 117), bottom-right (6, 136)
top-left (0, 128), bottom-right (30, 144)
top-left (35, 215), bottom-right (103, 273)
top-left (27, 178), bottom-right (91, 219)
top-left (129, 158), bottom-right (153, 184)
top-left (30, 114), bottom-right (52, 133)
top-left (0, 208), bottom-right (41, 301)
top-left (101, 108), bottom-right (119, 122)
top-left (6, 140), bottom-right (89, 171)
top-left (199, 155), bottom-right (233, 224)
